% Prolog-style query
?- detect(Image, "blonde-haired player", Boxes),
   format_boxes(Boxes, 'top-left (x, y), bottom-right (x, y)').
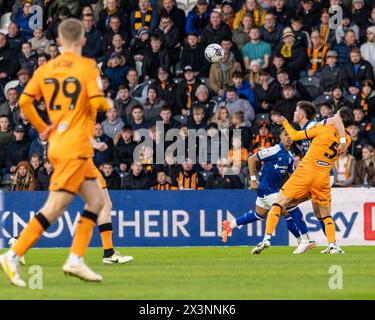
top-left (0, 18), bottom-right (111, 286)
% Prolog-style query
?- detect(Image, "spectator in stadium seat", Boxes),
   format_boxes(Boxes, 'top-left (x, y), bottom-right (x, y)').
top-left (268, 0), bottom-right (295, 27)
top-left (205, 158), bottom-right (243, 189)
top-left (187, 105), bottom-right (207, 131)
top-left (140, 85), bottom-right (167, 122)
top-left (103, 52), bottom-right (129, 92)
top-left (10, 0), bottom-right (44, 22)
top-left (268, 54), bottom-right (287, 79)
top-left (130, 27), bottom-right (151, 64)
top-left (233, 0), bottom-right (266, 29)
top-left (98, 0), bottom-right (129, 34)
top-left (172, 158), bottom-right (205, 190)
top-left (142, 34), bottom-right (170, 81)
top-left (260, 13), bottom-right (283, 50)
top-left (115, 85), bottom-right (139, 123)
top-left (335, 11), bottom-right (360, 45)
top-left (152, 169), bottom-right (177, 190)
top-left (354, 144), bottom-right (375, 187)
top-left (354, 79), bottom-right (375, 119)
top-left (15, 69), bottom-right (31, 95)
top-left (185, 0), bottom-right (211, 36)
top-left (175, 65), bottom-right (203, 116)
top-left (160, 0), bottom-right (186, 40)
top-left (6, 23), bottom-right (24, 52)
top-left (254, 68), bottom-right (281, 114)
top-left (200, 10), bottom-right (232, 47)
top-left (191, 85), bottom-right (217, 119)
top-left (273, 83), bottom-right (299, 122)
top-left (101, 162), bottom-right (121, 190)
top-left (102, 107), bottom-right (125, 139)
top-left (37, 53), bottom-right (48, 67)
top-left (11, 160), bottom-right (35, 191)
top-left (0, 88), bottom-right (19, 128)
top-left (48, 44), bottom-right (60, 59)
top-left (275, 69), bottom-right (311, 101)
top-left (347, 123), bottom-right (369, 161)
top-left (360, 6), bottom-right (375, 42)
top-left (0, 33), bottom-right (18, 86)
top-left (102, 15), bottom-right (130, 54)
top-left (29, 28), bottom-right (50, 55)
top-left (123, 161), bottom-right (151, 190)
top-left (29, 153), bottom-right (41, 178)
top-left (219, 86), bottom-right (255, 124)
top-left (14, 1), bottom-right (34, 40)
top-left (6, 124), bottom-right (30, 173)
top-left (46, 6), bottom-right (71, 41)
top-left (93, 123), bottom-right (114, 168)
top-left (248, 60), bottom-right (261, 88)
top-left (249, 120), bottom-right (275, 155)
top-left (126, 68), bottom-right (141, 96)
top-left (305, 30), bottom-right (329, 77)
top-left (232, 15), bottom-right (253, 51)
top-left (360, 26), bottom-right (375, 70)
top-left (352, 0), bottom-right (371, 30)
top-left (36, 159), bottom-right (53, 191)
top-left (130, 0), bottom-right (158, 37)
top-left (198, 162), bottom-right (215, 182)
top-left (221, 37), bottom-right (244, 71)
top-left (113, 124), bottom-right (137, 172)
top-left (211, 105), bottom-right (231, 130)
top-left (275, 27), bottom-right (308, 80)
top-left (153, 67), bottom-right (176, 109)
top-left (319, 50), bottom-right (345, 94)
top-left (230, 71), bottom-right (254, 106)
top-left (241, 26), bottom-right (272, 70)
top-left (333, 149), bottom-right (356, 187)
top-left (353, 107), bottom-right (371, 139)
top-left (297, 0), bottom-right (320, 33)
top-left (0, 115), bottom-right (12, 145)
top-left (342, 47), bottom-right (374, 96)
top-left (229, 111), bottom-right (252, 149)
top-left (17, 110), bottom-right (37, 142)
top-left (18, 42), bottom-right (37, 76)
top-left (334, 29), bottom-right (358, 66)
top-left (329, 85), bottom-right (352, 113)
top-left (29, 135), bottom-right (48, 163)
top-left (48, 0), bottom-right (80, 18)
top-left (130, 105), bottom-right (148, 132)
top-left (221, 0), bottom-right (235, 30)
top-left (154, 14), bottom-right (181, 67)
top-left (316, 102), bottom-right (333, 121)
top-left (290, 18), bottom-right (310, 49)
top-left (82, 14), bottom-right (103, 59)
top-left (180, 32), bottom-right (208, 77)
top-left (315, 9), bottom-right (335, 47)
top-left (159, 105), bottom-right (180, 133)
top-left (209, 48), bottom-right (242, 96)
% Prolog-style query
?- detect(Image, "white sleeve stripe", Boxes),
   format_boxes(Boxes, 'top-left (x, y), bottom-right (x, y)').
top-left (257, 145), bottom-right (281, 160)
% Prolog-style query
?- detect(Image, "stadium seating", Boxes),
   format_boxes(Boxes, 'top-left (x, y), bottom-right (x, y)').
top-left (299, 76), bottom-right (320, 99)
top-left (314, 94), bottom-right (332, 106)
top-left (0, 29), bottom-right (8, 35)
top-left (0, 12), bottom-right (11, 30)
top-left (3, 80), bottom-right (19, 96)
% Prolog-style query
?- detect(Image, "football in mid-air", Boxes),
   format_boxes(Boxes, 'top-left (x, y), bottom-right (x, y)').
top-left (204, 43), bottom-right (224, 63)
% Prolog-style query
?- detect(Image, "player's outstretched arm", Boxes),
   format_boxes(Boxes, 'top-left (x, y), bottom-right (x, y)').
top-left (19, 94), bottom-right (48, 133)
top-left (281, 119), bottom-right (307, 141)
top-left (248, 153), bottom-right (259, 190)
top-left (325, 114), bottom-right (347, 155)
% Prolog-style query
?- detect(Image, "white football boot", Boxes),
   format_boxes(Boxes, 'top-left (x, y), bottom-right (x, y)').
top-left (103, 252), bottom-right (134, 265)
top-left (251, 239), bottom-right (271, 255)
top-left (0, 253), bottom-right (26, 287)
top-left (8, 238), bottom-right (26, 265)
top-left (63, 260), bottom-right (103, 282)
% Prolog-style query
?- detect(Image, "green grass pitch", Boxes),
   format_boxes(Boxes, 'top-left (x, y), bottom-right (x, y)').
top-left (0, 246), bottom-right (374, 300)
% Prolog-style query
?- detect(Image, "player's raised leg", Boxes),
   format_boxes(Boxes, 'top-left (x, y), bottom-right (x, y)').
top-left (0, 191), bottom-right (74, 287)
top-left (62, 179), bottom-right (105, 281)
top-left (98, 186), bottom-right (133, 264)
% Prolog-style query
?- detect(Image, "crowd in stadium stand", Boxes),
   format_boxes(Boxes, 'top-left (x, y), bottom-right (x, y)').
top-left (1, 0), bottom-right (375, 191)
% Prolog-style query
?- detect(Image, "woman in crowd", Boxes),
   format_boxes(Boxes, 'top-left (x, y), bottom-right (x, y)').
top-left (354, 144), bottom-right (375, 187)
top-left (12, 161), bottom-right (36, 191)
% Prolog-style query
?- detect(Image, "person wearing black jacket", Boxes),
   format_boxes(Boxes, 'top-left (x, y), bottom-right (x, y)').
top-left (122, 162), bottom-right (151, 190)
top-left (342, 48), bottom-right (374, 96)
top-left (254, 69), bottom-right (281, 114)
top-left (6, 124), bottom-right (30, 173)
top-left (154, 14), bottom-right (181, 67)
top-left (115, 85), bottom-right (139, 123)
top-left (101, 162), bottom-right (121, 190)
top-left (205, 158), bottom-right (243, 189)
top-left (142, 34), bottom-right (170, 80)
top-left (82, 14), bottom-right (103, 59)
top-left (159, 0), bottom-right (187, 41)
top-left (0, 34), bottom-right (18, 86)
top-left (180, 32), bottom-right (209, 77)
top-left (93, 123), bottom-right (114, 168)
top-left (275, 69), bottom-right (312, 101)
top-left (297, 0), bottom-right (321, 33)
top-left (46, 6), bottom-right (71, 41)
top-left (36, 160), bottom-right (53, 191)
top-left (113, 125), bottom-right (137, 172)
top-left (268, 0), bottom-right (295, 26)
top-left (319, 50), bottom-right (345, 93)
top-left (200, 11), bottom-right (232, 47)
top-left (97, 0), bottom-right (129, 35)
top-left (6, 23), bottom-right (25, 52)
top-left (273, 83), bottom-right (299, 122)
top-left (153, 67), bottom-right (177, 108)
top-left (102, 15), bottom-right (130, 53)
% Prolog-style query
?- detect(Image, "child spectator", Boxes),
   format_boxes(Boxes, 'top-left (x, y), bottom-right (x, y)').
top-left (36, 159), bottom-right (53, 191)
top-left (113, 124), bottom-right (137, 173)
top-left (28, 28), bottom-right (49, 55)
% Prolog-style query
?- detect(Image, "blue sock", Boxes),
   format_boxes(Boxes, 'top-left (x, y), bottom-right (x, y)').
top-left (318, 219), bottom-right (326, 235)
top-left (287, 206), bottom-right (309, 235)
top-left (236, 210), bottom-right (264, 226)
top-left (284, 214), bottom-right (301, 239)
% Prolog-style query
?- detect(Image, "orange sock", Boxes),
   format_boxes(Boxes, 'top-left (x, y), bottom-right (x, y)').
top-left (71, 211), bottom-right (98, 257)
top-left (323, 216), bottom-right (336, 244)
top-left (265, 204), bottom-right (282, 235)
top-left (13, 213), bottom-right (50, 257)
top-left (99, 223), bottom-right (113, 250)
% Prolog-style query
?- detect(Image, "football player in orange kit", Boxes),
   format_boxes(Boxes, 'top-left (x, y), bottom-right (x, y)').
top-left (0, 18), bottom-right (111, 287)
top-left (252, 107), bottom-right (354, 255)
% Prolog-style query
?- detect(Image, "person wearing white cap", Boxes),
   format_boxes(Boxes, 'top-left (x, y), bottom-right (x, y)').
top-left (360, 26), bottom-right (375, 70)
